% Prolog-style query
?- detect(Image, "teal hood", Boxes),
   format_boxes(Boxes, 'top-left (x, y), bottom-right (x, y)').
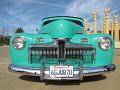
top-left (40, 16), bottom-right (85, 38)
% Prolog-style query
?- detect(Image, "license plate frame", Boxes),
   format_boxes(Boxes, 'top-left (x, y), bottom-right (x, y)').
top-left (49, 65), bottom-right (73, 78)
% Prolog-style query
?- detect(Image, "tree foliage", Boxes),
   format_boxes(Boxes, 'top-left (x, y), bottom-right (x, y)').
top-left (0, 37), bottom-right (5, 46)
top-left (15, 27), bottom-right (24, 33)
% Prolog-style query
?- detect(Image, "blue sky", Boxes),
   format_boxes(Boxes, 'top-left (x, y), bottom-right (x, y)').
top-left (0, 0), bottom-right (120, 35)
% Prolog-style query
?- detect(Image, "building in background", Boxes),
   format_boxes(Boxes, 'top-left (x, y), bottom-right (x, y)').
top-left (85, 8), bottom-right (120, 48)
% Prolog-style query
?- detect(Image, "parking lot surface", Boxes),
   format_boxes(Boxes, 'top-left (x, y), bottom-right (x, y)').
top-left (0, 47), bottom-right (120, 90)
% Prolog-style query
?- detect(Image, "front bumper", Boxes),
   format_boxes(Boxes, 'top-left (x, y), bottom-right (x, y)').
top-left (8, 64), bottom-right (115, 80)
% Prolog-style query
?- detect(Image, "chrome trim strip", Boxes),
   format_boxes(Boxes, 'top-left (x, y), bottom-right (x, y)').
top-left (29, 44), bottom-right (58, 48)
top-left (8, 64), bottom-right (115, 80)
top-left (29, 44), bottom-right (94, 48)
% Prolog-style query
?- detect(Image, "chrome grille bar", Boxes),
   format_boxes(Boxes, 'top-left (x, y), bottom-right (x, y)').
top-left (57, 39), bottom-right (65, 59)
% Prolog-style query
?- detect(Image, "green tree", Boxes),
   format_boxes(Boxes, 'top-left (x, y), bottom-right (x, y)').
top-left (15, 27), bottom-right (24, 33)
top-left (0, 37), bottom-right (5, 46)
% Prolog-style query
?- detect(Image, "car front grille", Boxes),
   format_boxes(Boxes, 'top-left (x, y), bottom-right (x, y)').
top-left (28, 44), bottom-right (96, 64)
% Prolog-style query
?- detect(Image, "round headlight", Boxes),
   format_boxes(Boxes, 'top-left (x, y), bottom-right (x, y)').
top-left (12, 37), bottom-right (25, 50)
top-left (98, 36), bottom-right (112, 51)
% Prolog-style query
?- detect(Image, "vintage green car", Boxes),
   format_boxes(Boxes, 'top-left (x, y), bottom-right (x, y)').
top-left (8, 16), bottom-right (115, 80)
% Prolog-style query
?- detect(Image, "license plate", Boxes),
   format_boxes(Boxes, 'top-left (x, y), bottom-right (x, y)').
top-left (50, 66), bottom-right (73, 78)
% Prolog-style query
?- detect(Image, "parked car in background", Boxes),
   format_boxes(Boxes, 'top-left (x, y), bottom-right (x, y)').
top-left (8, 16), bottom-right (115, 80)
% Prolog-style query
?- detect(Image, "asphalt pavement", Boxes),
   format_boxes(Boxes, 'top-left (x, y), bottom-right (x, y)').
top-left (0, 46), bottom-right (120, 90)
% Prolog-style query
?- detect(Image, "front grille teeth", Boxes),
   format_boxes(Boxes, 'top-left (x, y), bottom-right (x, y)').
top-left (29, 44), bottom-right (96, 64)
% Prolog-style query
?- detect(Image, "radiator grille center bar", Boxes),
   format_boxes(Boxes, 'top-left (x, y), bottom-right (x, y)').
top-left (58, 39), bottom-right (65, 59)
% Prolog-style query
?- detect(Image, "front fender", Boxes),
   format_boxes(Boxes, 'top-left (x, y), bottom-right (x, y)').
top-left (70, 33), bottom-right (115, 66)
top-left (10, 33), bottom-right (53, 66)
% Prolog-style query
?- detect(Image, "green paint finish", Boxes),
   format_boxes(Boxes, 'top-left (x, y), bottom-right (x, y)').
top-left (9, 16), bottom-right (115, 69)
top-left (10, 33), bottom-right (53, 65)
top-left (70, 33), bottom-right (114, 66)
top-left (40, 16), bottom-right (85, 38)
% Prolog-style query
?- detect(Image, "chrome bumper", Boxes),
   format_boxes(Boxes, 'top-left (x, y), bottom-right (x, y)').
top-left (8, 64), bottom-right (115, 80)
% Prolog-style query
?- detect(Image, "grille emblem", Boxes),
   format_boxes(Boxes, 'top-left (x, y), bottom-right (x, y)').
top-left (36, 38), bottom-right (44, 42)
top-left (80, 38), bottom-right (88, 42)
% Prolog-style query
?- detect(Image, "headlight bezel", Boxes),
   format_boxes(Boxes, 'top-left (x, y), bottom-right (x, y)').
top-left (98, 36), bottom-right (112, 51)
top-left (12, 36), bottom-right (26, 50)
